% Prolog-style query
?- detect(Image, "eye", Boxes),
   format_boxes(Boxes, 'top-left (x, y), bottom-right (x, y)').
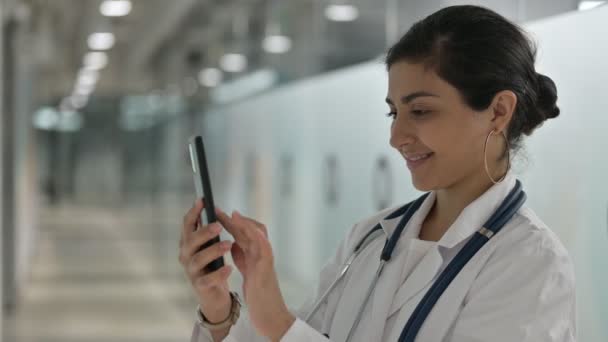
top-left (385, 111), bottom-right (397, 119)
top-left (411, 109), bottom-right (430, 117)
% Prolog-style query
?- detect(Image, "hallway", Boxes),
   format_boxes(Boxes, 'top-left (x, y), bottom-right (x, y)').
top-left (3, 203), bottom-right (195, 342)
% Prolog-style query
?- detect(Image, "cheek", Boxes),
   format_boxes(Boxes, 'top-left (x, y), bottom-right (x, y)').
top-left (434, 125), bottom-right (485, 165)
top-left (418, 118), bottom-right (479, 160)
top-left (416, 120), bottom-right (454, 152)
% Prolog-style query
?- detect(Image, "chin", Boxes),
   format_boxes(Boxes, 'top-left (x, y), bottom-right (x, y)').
top-left (410, 173), bottom-right (437, 192)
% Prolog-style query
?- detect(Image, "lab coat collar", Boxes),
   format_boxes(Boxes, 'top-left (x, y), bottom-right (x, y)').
top-left (437, 172), bottom-right (517, 249)
top-left (379, 172), bottom-right (517, 250)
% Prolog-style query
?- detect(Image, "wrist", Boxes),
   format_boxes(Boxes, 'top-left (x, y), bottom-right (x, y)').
top-left (268, 309), bottom-right (296, 342)
top-left (199, 305), bottom-right (230, 325)
top-left (198, 293), bottom-right (233, 323)
top-left (197, 292), bottom-right (241, 332)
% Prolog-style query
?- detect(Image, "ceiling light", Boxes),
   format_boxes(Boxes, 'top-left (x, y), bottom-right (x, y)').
top-left (578, 1), bottom-right (605, 10)
top-left (219, 53), bottom-right (248, 73)
top-left (198, 68), bottom-right (223, 87)
top-left (74, 83), bottom-right (95, 96)
top-left (77, 69), bottom-right (99, 87)
top-left (100, 0), bottom-right (132, 17)
top-left (83, 51), bottom-right (108, 70)
top-left (262, 35), bottom-right (292, 54)
top-left (325, 4), bottom-right (359, 22)
top-left (88, 32), bottom-right (115, 50)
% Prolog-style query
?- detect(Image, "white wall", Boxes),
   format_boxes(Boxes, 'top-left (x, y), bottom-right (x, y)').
top-left (199, 6), bottom-right (608, 341)
top-left (522, 7), bottom-right (608, 341)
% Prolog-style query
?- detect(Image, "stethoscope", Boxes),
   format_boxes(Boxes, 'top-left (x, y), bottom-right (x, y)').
top-left (304, 180), bottom-right (526, 342)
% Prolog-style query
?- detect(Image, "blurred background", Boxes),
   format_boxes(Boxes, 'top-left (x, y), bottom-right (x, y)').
top-left (0, 0), bottom-right (607, 341)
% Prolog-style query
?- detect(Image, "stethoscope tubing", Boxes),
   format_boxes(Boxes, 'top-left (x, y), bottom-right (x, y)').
top-left (304, 227), bottom-right (384, 323)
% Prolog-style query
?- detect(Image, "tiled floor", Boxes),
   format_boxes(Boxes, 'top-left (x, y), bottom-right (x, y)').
top-left (3, 203), bottom-right (197, 342)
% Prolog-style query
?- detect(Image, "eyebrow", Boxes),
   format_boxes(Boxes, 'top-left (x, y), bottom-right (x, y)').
top-left (385, 91), bottom-right (439, 105)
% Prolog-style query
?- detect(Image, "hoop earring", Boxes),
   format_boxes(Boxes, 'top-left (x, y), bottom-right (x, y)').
top-left (484, 130), bottom-right (510, 184)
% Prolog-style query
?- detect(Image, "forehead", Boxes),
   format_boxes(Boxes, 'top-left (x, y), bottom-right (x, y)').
top-left (387, 61), bottom-right (454, 101)
top-left (388, 61), bottom-right (438, 91)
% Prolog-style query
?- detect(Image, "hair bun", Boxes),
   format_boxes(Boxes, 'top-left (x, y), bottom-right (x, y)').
top-left (536, 73), bottom-right (560, 119)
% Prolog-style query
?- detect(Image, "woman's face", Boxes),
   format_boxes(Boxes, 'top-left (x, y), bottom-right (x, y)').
top-left (387, 61), bottom-right (497, 192)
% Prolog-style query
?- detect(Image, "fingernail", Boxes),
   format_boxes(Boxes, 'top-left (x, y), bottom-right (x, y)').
top-left (222, 241), bottom-right (233, 250)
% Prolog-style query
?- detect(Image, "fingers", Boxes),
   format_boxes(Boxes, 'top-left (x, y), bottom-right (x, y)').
top-left (214, 208), bottom-right (271, 260)
top-left (188, 240), bottom-right (233, 276)
top-left (180, 222), bottom-right (222, 266)
top-left (232, 211), bottom-right (263, 257)
top-left (251, 226), bottom-right (273, 259)
top-left (193, 265), bottom-right (233, 291)
top-left (179, 202), bottom-right (235, 295)
top-left (216, 208), bottom-right (252, 250)
top-left (230, 242), bottom-right (247, 275)
top-left (182, 199), bottom-right (204, 239)
top-left (237, 214), bottom-right (268, 237)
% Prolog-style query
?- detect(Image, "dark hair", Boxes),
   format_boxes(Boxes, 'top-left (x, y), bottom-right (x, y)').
top-left (385, 5), bottom-right (559, 155)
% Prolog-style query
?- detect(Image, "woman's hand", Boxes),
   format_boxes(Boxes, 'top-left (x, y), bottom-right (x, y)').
top-left (179, 199), bottom-right (234, 324)
top-left (215, 208), bottom-right (296, 341)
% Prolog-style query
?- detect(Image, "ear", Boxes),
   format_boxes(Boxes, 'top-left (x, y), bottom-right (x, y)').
top-left (490, 90), bottom-right (517, 133)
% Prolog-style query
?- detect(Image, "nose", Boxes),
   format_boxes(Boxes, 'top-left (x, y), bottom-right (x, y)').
top-left (389, 117), bottom-right (416, 150)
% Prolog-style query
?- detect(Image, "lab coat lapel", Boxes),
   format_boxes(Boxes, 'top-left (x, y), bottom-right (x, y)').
top-left (364, 193), bottom-right (439, 340)
top-left (365, 245), bottom-right (443, 340)
top-left (387, 246), bottom-right (443, 317)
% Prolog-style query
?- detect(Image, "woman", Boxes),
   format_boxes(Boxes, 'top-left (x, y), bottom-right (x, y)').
top-left (180, 5), bottom-right (576, 342)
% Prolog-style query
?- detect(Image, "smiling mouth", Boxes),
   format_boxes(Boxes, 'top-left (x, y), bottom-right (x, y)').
top-left (403, 152), bottom-right (434, 161)
top-left (402, 152), bottom-right (434, 170)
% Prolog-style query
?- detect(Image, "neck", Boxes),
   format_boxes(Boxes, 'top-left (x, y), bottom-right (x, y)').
top-left (419, 168), bottom-right (505, 242)
top-left (435, 174), bottom-right (494, 224)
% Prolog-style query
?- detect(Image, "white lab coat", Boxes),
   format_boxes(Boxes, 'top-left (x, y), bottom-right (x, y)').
top-left (191, 173), bottom-right (576, 342)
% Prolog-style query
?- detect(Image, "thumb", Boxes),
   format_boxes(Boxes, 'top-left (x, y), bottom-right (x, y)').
top-left (231, 243), bottom-right (247, 275)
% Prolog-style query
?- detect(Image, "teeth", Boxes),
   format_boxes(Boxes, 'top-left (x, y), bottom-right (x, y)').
top-left (406, 153), bottom-right (432, 161)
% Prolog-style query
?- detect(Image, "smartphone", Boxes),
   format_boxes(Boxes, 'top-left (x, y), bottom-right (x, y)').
top-left (188, 135), bottom-right (225, 273)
